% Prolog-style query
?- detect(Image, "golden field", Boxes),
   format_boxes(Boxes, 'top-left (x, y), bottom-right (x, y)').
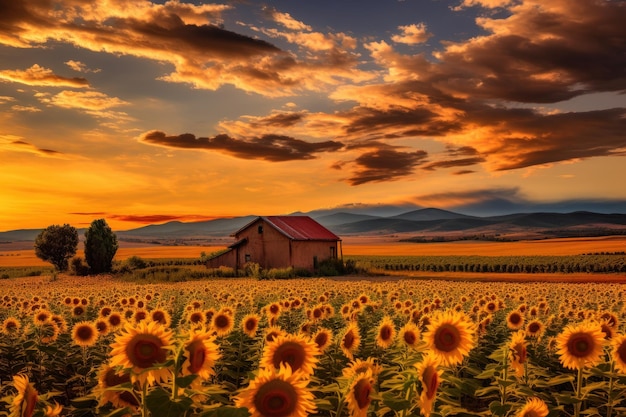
top-left (1, 236), bottom-right (626, 267)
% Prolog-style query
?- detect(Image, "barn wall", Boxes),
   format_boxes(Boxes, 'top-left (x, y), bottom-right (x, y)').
top-left (291, 240), bottom-right (339, 270)
top-left (235, 218), bottom-right (291, 269)
top-left (206, 248), bottom-right (237, 269)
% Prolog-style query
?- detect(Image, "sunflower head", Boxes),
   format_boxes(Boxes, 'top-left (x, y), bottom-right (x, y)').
top-left (556, 321), bottom-right (605, 370)
top-left (109, 320), bottom-right (173, 385)
top-left (241, 314), bottom-right (260, 338)
top-left (312, 328), bottom-right (333, 352)
top-left (346, 369), bottom-right (375, 417)
top-left (340, 323), bottom-right (361, 360)
top-left (415, 352), bottom-right (443, 417)
top-left (182, 327), bottom-right (221, 382)
top-left (212, 310), bottom-right (235, 337)
top-left (10, 374), bottom-right (38, 417)
top-left (516, 397), bottom-right (549, 417)
top-left (375, 316), bottom-right (396, 349)
top-left (424, 310), bottom-right (475, 367)
top-left (234, 363), bottom-right (316, 417)
top-left (612, 334), bottom-right (626, 374)
top-left (261, 333), bottom-right (319, 377)
top-left (94, 364), bottom-right (139, 409)
top-left (399, 321), bottom-right (421, 349)
top-left (72, 321), bottom-right (99, 347)
top-left (508, 330), bottom-right (527, 378)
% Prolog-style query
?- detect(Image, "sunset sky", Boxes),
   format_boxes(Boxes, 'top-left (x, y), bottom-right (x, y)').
top-left (1, 0), bottom-right (625, 231)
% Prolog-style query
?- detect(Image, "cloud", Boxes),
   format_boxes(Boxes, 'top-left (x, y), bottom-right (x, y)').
top-left (344, 148), bottom-right (429, 185)
top-left (422, 157), bottom-right (485, 171)
top-left (0, 64), bottom-right (89, 87)
top-left (0, 135), bottom-right (69, 158)
top-left (65, 60), bottom-right (101, 73)
top-left (109, 214), bottom-right (217, 224)
top-left (139, 130), bottom-right (344, 161)
top-left (37, 91), bottom-right (129, 110)
top-left (11, 105), bottom-right (41, 112)
top-left (264, 7), bottom-right (312, 31)
top-left (391, 23), bottom-right (432, 45)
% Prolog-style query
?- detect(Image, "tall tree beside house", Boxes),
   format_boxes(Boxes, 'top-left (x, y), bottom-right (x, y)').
top-left (34, 224), bottom-right (79, 271)
top-left (84, 219), bottom-right (118, 274)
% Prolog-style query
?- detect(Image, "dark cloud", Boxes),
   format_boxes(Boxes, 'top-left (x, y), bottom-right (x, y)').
top-left (478, 108), bottom-right (626, 170)
top-left (422, 157), bottom-right (485, 171)
top-left (433, 1), bottom-right (626, 102)
top-left (453, 170), bottom-right (475, 175)
top-left (248, 112), bottom-right (305, 128)
top-left (109, 214), bottom-right (217, 224)
top-left (123, 17), bottom-right (281, 59)
top-left (447, 146), bottom-right (480, 157)
top-left (139, 130), bottom-right (344, 161)
top-left (347, 148), bottom-right (428, 185)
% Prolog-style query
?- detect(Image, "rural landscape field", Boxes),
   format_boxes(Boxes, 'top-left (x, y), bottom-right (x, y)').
top-left (1, 233), bottom-right (626, 417)
top-left (2, 0), bottom-right (626, 416)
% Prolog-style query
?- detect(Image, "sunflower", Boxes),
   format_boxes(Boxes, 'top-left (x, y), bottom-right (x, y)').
top-left (9, 374), bottom-right (38, 417)
top-left (234, 363), bottom-right (316, 417)
top-left (265, 302), bottom-right (282, 319)
top-left (186, 310), bottom-right (206, 329)
top-left (506, 311), bottom-right (525, 330)
top-left (241, 313), bottom-right (261, 338)
top-left (109, 320), bottom-right (173, 385)
top-left (182, 327), bottom-right (221, 384)
top-left (39, 321), bottom-right (60, 345)
top-left (424, 310), bottom-right (475, 367)
top-left (72, 305), bottom-right (86, 318)
top-left (399, 321), bottom-right (421, 349)
top-left (93, 364), bottom-right (139, 409)
top-left (33, 309), bottom-right (51, 326)
top-left (2, 317), bottom-right (21, 335)
top-left (375, 316), bottom-right (396, 349)
top-left (611, 334), bottom-right (626, 373)
top-left (261, 333), bottom-right (319, 377)
top-left (71, 321), bottom-right (99, 347)
top-left (556, 321), bottom-right (605, 370)
top-left (345, 369), bottom-right (374, 417)
top-left (50, 314), bottom-right (67, 333)
top-left (342, 357), bottom-right (382, 379)
top-left (94, 319), bottom-right (110, 336)
top-left (515, 397), bottom-right (549, 417)
top-left (340, 323), bottom-right (361, 360)
top-left (312, 328), bottom-right (333, 353)
top-left (415, 352), bottom-right (442, 417)
top-left (107, 312), bottom-right (124, 330)
top-left (265, 325), bottom-right (286, 343)
top-left (525, 320), bottom-right (545, 339)
top-left (43, 402), bottom-right (63, 417)
top-left (212, 309), bottom-right (235, 337)
top-left (508, 331), bottom-right (527, 378)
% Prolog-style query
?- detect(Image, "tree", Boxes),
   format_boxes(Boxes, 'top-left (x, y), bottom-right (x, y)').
top-left (84, 219), bottom-right (118, 274)
top-left (34, 224), bottom-right (79, 271)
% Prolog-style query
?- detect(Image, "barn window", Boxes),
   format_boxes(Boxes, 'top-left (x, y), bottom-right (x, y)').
top-left (258, 225), bottom-right (263, 234)
top-left (330, 246), bottom-right (336, 258)
top-left (245, 254), bottom-right (251, 262)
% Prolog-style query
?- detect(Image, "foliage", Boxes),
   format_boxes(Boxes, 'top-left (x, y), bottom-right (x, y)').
top-left (70, 256), bottom-right (90, 276)
top-left (84, 219), bottom-right (119, 274)
top-left (34, 224), bottom-right (79, 271)
top-left (1, 276), bottom-right (626, 417)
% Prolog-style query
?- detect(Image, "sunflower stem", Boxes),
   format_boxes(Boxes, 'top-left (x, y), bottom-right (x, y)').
top-left (575, 367), bottom-right (583, 417)
top-left (141, 380), bottom-right (149, 417)
top-left (501, 345), bottom-right (508, 406)
top-left (606, 360), bottom-right (615, 417)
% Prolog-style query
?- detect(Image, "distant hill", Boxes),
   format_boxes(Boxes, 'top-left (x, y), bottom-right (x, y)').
top-left (1, 207), bottom-right (626, 246)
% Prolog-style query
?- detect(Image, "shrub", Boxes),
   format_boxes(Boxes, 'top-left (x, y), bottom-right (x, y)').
top-left (70, 256), bottom-right (90, 276)
top-left (125, 255), bottom-right (148, 270)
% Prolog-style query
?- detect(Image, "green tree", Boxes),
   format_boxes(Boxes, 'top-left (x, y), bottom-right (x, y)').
top-left (34, 224), bottom-right (79, 271)
top-left (84, 218), bottom-right (118, 274)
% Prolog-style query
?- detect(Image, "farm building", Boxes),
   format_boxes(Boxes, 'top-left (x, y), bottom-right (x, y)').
top-left (206, 216), bottom-right (342, 272)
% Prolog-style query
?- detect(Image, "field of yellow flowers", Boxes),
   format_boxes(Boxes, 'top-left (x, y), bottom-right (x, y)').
top-left (0, 274), bottom-right (625, 417)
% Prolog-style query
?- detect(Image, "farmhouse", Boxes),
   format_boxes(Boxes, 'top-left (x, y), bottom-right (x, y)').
top-left (206, 216), bottom-right (341, 272)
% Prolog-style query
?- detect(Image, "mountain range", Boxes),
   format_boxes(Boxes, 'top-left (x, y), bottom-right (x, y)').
top-left (2, 207), bottom-right (626, 246)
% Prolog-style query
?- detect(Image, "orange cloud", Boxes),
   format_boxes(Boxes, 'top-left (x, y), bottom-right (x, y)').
top-left (391, 23), bottom-right (432, 45)
top-left (0, 135), bottom-right (69, 159)
top-left (0, 64), bottom-right (89, 87)
top-left (139, 130), bottom-right (344, 161)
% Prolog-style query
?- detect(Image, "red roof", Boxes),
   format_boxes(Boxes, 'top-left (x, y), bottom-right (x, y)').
top-left (237, 216), bottom-right (340, 241)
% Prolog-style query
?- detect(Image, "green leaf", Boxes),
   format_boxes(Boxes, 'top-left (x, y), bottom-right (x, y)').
top-left (381, 392), bottom-right (411, 411)
top-left (489, 401), bottom-right (512, 416)
top-left (175, 374), bottom-right (198, 389)
top-left (105, 408), bottom-right (133, 417)
top-left (198, 406), bottom-right (250, 417)
top-left (145, 386), bottom-right (194, 417)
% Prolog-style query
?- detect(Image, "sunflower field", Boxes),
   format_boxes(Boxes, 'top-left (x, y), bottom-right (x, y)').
top-left (0, 274), bottom-right (625, 417)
